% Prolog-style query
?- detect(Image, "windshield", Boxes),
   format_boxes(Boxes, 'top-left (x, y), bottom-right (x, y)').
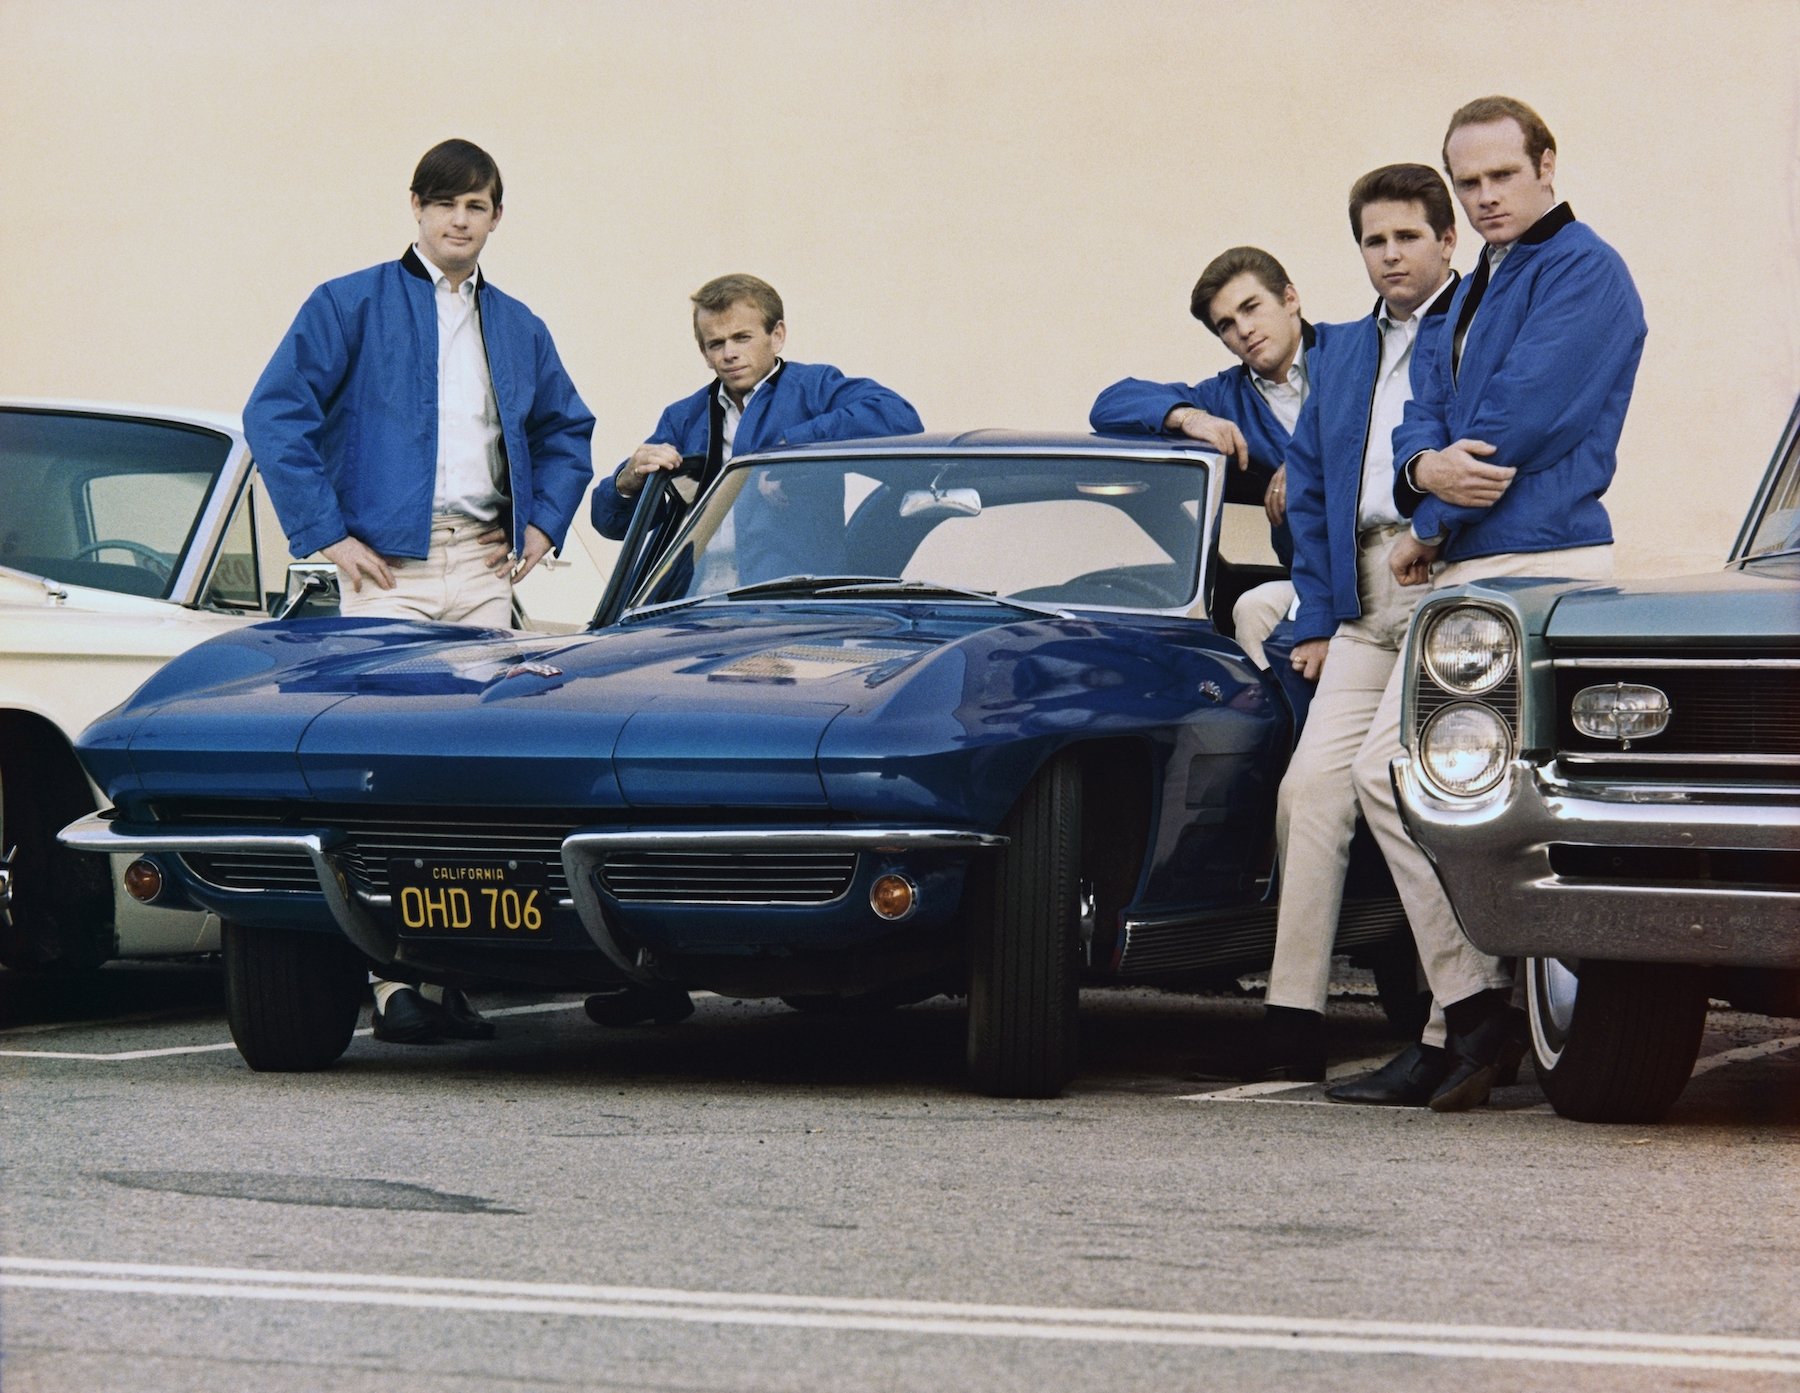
top-left (1741, 413), bottom-right (1800, 560)
top-left (0, 408), bottom-right (234, 599)
top-left (632, 453), bottom-right (1211, 613)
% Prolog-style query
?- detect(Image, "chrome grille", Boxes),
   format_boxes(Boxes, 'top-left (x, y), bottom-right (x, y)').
top-left (598, 849), bottom-right (857, 904)
top-left (182, 850), bottom-right (317, 892)
top-left (1555, 660), bottom-right (1800, 759)
top-left (333, 817), bottom-right (573, 898)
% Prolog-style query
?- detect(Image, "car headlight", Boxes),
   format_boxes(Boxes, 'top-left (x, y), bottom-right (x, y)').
top-left (1422, 605), bottom-right (1516, 695)
top-left (1418, 701), bottom-right (1513, 797)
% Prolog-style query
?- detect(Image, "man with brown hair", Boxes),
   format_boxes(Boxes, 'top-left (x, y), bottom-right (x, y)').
top-left (1338, 96), bottom-right (1646, 1110)
top-left (1221, 164), bottom-right (1462, 1087)
top-left (1091, 247), bottom-right (1347, 665)
top-left (245, 138), bottom-right (595, 1046)
top-left (589, 274), bottom-right (921, 540)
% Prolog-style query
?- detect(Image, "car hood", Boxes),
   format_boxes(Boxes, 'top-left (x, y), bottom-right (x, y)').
top-left (1544, 559), bottom-right (1800, 648)
top-left (85, 604), bottom-right (1260, 825)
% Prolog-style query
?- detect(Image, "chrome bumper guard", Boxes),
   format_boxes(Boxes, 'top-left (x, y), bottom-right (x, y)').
top-left (1393, 757), bottom-right (1800, 968)
top-left (59, 814), bottom-right (1006, 977)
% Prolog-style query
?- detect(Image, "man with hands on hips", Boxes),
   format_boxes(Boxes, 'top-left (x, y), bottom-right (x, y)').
top-left (245, 138), bottom-right (595, 1044)
top-left (1334, 96), bottom-right (1645, 1111)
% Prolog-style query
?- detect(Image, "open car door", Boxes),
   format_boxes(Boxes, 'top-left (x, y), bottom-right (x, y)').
top-left (589, 457), bottom-right (705, 628)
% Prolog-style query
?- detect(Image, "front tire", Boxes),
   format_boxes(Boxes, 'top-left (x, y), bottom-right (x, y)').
top-left (223, 923), bottom-right (364, 1071)
top-left (0, 752), bottom-right (112, 974)
top-left (1527, 956), bottom-right (1707, 1123)
top-left (966, 752), bottom-right (1082, 1098)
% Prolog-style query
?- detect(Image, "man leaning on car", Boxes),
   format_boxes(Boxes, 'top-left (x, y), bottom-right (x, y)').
top-left (1335, 95), bottom-right (1648, 1111)
top-left (243, 137), bottom-right (596, 1045)
top-left (583, 272), bottom-right (923, 1026)
top-left (1089, 247), bottom-right (1344, 669)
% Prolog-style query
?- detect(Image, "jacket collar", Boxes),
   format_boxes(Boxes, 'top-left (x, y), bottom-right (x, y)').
top-left (1366, 268), bottom-right (1462, 325)
top-left (1517, 201), bottom-right (1575, 247)
top-left (400, 245), bottom-right (487, 304)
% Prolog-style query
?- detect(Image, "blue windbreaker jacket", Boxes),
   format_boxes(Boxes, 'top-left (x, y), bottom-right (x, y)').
top-left (245, 250), bottom-right (595, 559)
top-left (1089, 322), bottom-right (1343, 568)
top-left (1284, 281), bottom-right (1457, 643)
top-left (590, 362), bottom-right (923, 539)
top-left (1392, 207), bottom-right (1646, 559)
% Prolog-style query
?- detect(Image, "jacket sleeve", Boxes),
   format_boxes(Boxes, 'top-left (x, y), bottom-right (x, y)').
top-left (243, 288), bottom-right (357, 558)
top-left (1090, 376), bottom-right (1213, 435)
top-left (590, 403), bottom-right (685, 541)
top-left (1390, 328), bottom-right (1452, 524)
top-left (770, 368), bottom-right (923, 446)
top-left (518, 327), bottom-right (596, 550)
top-left (1408, 251), bottom-right (1645, 542)
top-left (1282, 393), bottom-right (1334, 643)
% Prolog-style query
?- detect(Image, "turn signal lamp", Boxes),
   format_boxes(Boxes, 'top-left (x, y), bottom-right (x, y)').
top-left (123, 858), bottom-right (165, 903)
top-left (1572, 683), bottom-right (1672, 742)
top-left (870, 873), bottom-right (918, 921)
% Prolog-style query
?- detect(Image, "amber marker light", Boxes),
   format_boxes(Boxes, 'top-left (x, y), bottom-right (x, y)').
top-left (123, 858), bottom-right (165, 903)
top-left (870, 873), bottom-right (918, 921)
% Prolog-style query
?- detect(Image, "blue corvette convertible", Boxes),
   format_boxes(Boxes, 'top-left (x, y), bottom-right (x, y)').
top-left (62, 433), bottom-right (1410, 1096)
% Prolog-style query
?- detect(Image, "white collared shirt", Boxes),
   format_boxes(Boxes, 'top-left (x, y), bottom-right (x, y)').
top-left (416, 246), bottom-right (504, 523)
top-left (1359, 276), bottom-right (1450, 530)
top-left (1249, 345), bottom-right (1309, 433)
top-left (716, 360), bottom-right (782, 463)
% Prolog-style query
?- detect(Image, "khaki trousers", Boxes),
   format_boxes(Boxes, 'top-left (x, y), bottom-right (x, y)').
top-left (339, 513), bottom-right (513, 628)
top-left (1266, 527), bottom-right (1418, 1021)
top-left (1350, 544), bottom-right (1614, 1016)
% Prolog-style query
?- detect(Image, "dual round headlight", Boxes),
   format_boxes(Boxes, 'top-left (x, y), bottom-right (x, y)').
top-left (1418, 703), bottom-right (1512, 797)
top-left (1422, 606), bottom-right (1515, 695)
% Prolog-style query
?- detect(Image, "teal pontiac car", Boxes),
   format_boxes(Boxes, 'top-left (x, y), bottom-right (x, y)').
top-left (1393, 398), bottom-right (1800, 1122)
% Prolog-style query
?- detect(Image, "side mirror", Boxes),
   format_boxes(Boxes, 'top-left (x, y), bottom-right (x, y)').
top-left (277, 561), bottom-right (340, 620)
top-left (899, 486), bottom-right (982, 519)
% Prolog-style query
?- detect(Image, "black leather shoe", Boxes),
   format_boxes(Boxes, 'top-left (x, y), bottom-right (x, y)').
top-left (371, 986), bottom-right (441, 1044)
top-left (1430, 1007), bottom-right (1527, 1112)
top-left (426, 987), bottom-right (497, 1041)
top-left (1326, 1042), bottom-right (1450, 1106)
top-left (1187, 1008), bottom-right (1325, 1083)
top-left (584, 983), bottom-right (695, 1028)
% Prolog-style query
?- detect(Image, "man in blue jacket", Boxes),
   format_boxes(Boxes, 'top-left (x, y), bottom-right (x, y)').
top-left (1090, 247), bottom-right (1342, 665)
top-left (588, 274), bottom-right (922, 542)
top-left (1222, 165), bottom-right (1461, 1086)
top-left (583, 274), bottom-right (921, 1027)
top-left (1343, 96), bottom-right (1646, 1111)
top-left (245, 138), bottom-right (595, 1044)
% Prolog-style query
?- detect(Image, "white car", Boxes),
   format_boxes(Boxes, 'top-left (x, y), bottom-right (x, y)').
top-left (0, 400), bottom-right (307, 970)
top-left (2, 398), bottom-right (612, 973)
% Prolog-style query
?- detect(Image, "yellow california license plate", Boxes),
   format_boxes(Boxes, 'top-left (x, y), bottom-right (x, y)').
top-left (389, 859), bottom-right (548, 937)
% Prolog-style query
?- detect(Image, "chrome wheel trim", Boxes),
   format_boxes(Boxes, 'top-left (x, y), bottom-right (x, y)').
top-left (1528, 956), bottom-right (1581, 1068)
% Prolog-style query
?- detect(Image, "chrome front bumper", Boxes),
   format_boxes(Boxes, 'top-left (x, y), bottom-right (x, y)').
top-left (59, 814), bottom-right (1005, 974)
top-left (1393, 757), bottom-right (1800, 968)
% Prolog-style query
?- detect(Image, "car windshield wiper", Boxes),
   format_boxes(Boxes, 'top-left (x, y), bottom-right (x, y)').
top-left (814, 578), bottom-right (1070, 619)
top-left (619, 575), bottom-right (904, 624)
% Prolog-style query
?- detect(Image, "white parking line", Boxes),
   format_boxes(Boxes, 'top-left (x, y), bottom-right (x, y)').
top-left (0, 999), bottom-right (589, 1061)
top-left (3, 1258), bottom-right (1796, 1373)
top-left (1177, 1053), bottom-right (1391, 1103)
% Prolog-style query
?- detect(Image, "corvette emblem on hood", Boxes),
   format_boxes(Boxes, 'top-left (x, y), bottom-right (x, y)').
top-left (503, 661), bottom-right (564, 679)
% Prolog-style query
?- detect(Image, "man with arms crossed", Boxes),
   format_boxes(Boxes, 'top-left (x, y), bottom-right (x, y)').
top-left (1338, 96), bottom-right (1646, 1110)
top-left (1090, 248), bottom-right (1342, 666)
top-left (585, 273), bottom-right (922, 1026)
top-left (1225, 165), bottom-right (1461, 1085)
top-left (245, 138), bottom-right (595, 1044)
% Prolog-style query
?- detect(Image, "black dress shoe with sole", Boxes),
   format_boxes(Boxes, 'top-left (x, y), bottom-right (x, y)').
top-left (371, 986), bottom-right (441, 1044)
top-left (427, 987), bottom-right (497, 1041)
top-left (1429, 1007), bottom-right (1528, 1113)
top-left (584, 983), bottom-right (695, 1028)
top-left (1325, 1042), bottom-right (1450, 1106)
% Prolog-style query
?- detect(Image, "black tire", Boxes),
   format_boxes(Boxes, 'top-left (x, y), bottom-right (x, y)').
top-left (1368, 931), bottom-right (1432, 1039)
top-left (965, 752), bottom-right (1082, 1098)
top-left (1527, 956), bottom-right (1708, 1123)
top-left (0, 750), bottom-right (112, 974)
top-left (223, 922), bottom-right (364, 1071)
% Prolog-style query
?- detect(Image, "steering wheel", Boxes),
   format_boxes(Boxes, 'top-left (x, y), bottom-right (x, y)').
top-left (71, 538), bottom-right (173, 580)
top-left (1070, 569), bottom-right (1178, 608)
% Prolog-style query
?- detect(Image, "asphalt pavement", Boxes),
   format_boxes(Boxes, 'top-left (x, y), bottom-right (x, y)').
top-left (3, 963), bottom-right (1798, 1392)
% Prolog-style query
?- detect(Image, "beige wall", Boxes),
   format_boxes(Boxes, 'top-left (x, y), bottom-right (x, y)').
top-left (4, 0), bottom-right (1796, 580)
